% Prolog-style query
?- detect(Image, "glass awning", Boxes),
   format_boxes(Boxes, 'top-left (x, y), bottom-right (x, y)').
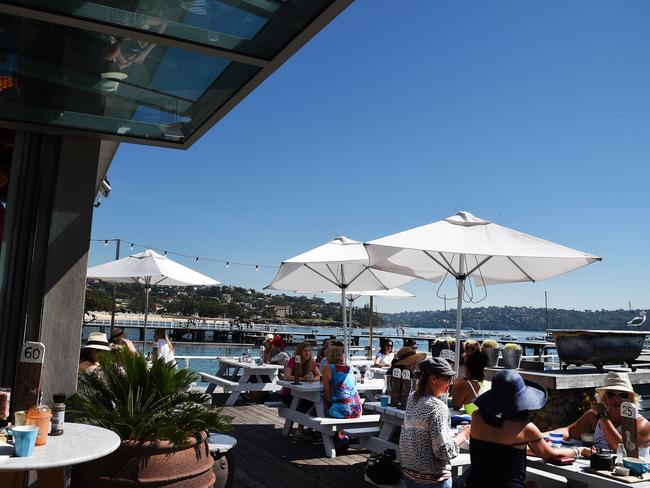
top-left (0, 0), bottom-right (351, 147)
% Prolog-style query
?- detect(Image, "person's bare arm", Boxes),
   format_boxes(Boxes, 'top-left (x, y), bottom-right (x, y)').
top-left (312, 363), bottom-right (321, 380)
top-left (323, 366), bottom-right (332, 402)
top-left (451, 380), bottom-right (469, 410)
top-left (636, 417), bottom-right (650, 448)
top-left (527, 424), bottom-right (578, 460)
top-left (283, 363), bottom-right (296, 381)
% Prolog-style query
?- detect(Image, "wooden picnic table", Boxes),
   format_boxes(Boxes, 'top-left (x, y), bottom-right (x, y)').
top-left (362, 401), bottom-right (471, 475)
top-left (201, 357), bottom-right (283, 406)
top-left (527, 455), bottom-right (650, 488)
top-left (276, 379), bottom-right (385, 458)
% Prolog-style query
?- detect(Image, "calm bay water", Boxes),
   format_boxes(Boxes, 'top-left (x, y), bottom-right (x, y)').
top-left (83, 325), bottom-right (544, 382)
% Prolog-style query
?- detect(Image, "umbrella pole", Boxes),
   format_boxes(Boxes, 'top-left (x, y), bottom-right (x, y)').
top-left (341, 288), bottom-right (349, 362)
top-left (368, 296), bottom-right (374, 360)
top-left (142, 282), bottom-right (151, 354)
top-left (453, 256), bottom-right (465, 378)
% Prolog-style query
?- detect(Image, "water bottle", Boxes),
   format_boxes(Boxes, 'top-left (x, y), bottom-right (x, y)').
top-left (259, 345), bottom-right (265, 364)
top-left (616, 443), bottom-right (627, 466)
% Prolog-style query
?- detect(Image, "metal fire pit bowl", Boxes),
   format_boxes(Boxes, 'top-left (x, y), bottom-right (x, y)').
top-left (548, 329), bottom-right (648, 372)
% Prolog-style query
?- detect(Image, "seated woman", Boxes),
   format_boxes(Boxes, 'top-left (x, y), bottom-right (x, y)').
top-left (267, 335), bottom-right (290, 367)
top-left (552, 371), bottom-right (650, 457)
top-left (465, 370), bottom-right (579, 488)
top-left (451, 351), bottom-right (490, 414)
top-left (388, 346), bottom-right (427, 374)
top-left (278, 342), bottom-right (320, 440)
top-left (374, 340), bottom-right (395, 367)
top-left (78, 332), bottom-right (111, 373)
top-left (281, 342), bottom-right (321, 385)
top-left (399, 358), bottom-right (469, 488)
top-left (323, 346), bottom-right (362, 419)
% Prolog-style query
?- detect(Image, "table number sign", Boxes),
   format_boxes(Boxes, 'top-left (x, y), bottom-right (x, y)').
top-left (14, 342), bottom-right (45, 412)
top-left (399, 369), bottom-right (411, 408)
top-left (621, 401), bottom-right (639, 458)
top-left (389, 368), bottom-right (402, 407)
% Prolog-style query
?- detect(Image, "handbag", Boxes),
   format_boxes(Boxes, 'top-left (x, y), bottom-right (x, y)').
top-left (366, 449), bottom-right (401, 485)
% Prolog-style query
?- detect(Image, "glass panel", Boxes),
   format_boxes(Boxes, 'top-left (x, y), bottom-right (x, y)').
top-left (0, 14), bottom-right (259, 143)
top-left (9, 0), bottom-right (335, 60)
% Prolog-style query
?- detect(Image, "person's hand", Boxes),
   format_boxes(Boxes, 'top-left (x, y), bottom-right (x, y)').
top-left (579, 447), bottom-right (593, 458)
top-left (590, 402), bottom-right (607, 416)
top-left (455, 425), bottom-right (470, 445)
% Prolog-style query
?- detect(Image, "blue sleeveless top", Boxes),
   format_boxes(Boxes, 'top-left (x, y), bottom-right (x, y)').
top-left (327, 364), bottom-right (362, 419)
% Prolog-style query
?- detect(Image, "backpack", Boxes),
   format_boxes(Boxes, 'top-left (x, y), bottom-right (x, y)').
top-left (365, 449), bottom-right (401, 485)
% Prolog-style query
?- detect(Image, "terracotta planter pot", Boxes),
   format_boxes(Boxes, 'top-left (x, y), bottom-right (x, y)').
top-left (73, 430), bottom-right (215, 487)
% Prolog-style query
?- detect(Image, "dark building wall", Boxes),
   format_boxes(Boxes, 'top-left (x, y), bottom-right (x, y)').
top-left (0, 132), bottom-right (102, 402)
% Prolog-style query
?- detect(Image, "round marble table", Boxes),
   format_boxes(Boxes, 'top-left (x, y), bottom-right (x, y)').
top-left (0, 422), bottom-right (120, 488)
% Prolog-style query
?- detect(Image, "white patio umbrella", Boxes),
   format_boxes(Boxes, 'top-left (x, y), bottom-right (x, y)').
top-left (87, 249), bottom-right (220, 352)
top-left (321, 288), bottom-right (415, 360)
top-left (365, 211), bottom-right (602, 375)
top-left (264, 236), bottom-right (414, 360)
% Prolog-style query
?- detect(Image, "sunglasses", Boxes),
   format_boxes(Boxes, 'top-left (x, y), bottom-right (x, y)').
top-left (605, 391), bottom-right (630, 400)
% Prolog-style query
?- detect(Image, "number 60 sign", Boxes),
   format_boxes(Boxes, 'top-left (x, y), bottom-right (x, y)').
top-left (20, 341), bottom-right (45, 364)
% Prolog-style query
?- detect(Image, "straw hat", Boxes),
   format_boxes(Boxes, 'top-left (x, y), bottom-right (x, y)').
top-left (595, 372), bottom-right (635, 394)
top-left (84, 332), bottom-right (111, 351)
top-left (393, 347), bottom-right (427, 368)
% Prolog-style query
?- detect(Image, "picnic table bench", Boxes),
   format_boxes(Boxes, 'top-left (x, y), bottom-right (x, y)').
top-left (276, 379), bottom-right (385, 458)
top-left (201, 357), bottom-right (283, 406)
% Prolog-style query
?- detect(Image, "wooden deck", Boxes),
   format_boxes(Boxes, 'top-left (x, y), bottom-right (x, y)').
top-left (221, 401), bottom-right (375, 488)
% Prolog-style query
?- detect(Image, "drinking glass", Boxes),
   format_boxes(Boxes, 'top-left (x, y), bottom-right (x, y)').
top-left (0, 388), bottom-right (10, 428)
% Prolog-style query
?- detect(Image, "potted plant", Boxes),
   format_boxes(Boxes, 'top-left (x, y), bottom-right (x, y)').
top-left (71, 349), bottom-right (232, 487)
top-left (502, 343), bottom-right (523, 369)
top-left (481, 339), bottom-right (500, 367)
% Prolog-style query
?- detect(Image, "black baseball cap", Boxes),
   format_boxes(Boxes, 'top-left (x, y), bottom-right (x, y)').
top-left (419, 357), bottom-right (455, 377)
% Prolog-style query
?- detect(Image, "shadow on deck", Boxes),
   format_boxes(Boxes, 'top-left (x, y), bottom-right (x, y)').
top-left (220, 398), bottom-right (375, 488)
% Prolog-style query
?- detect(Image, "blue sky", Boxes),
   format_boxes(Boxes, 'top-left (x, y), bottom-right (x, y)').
top-left (89, 0), bottom-right (650, 314)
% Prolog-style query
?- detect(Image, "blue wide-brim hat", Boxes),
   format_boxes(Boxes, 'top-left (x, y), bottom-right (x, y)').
top-left (474, 369), bottom-right (547, 417)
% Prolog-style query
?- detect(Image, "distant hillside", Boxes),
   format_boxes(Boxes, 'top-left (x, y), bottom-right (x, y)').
top-left (85, 283), bottom-right (384, 326)
top-left (85, 283), bottom-right (645, 331)
top-left (382, 306), bottom-right (645, 331)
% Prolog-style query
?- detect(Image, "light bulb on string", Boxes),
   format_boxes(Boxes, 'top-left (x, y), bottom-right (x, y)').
top-left (226, 261), bottom-right (229, 268)
top-left (164, 251), bottom-right (167, 256)
top-left (196, 257), bottom-right (199, 262)
top-left (130, 243), bottom-right (134, 250)
top-left (104, 240), bottom-right (108, 246)
top-left (256, 265), bottom-right (259, 272)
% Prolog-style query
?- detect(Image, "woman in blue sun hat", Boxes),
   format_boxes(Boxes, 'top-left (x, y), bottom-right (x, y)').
top-left (465, 370), bottom-right (578, 488)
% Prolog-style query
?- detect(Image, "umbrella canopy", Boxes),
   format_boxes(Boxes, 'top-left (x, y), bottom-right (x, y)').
top-left (87, 250), bottom-right (220, 352)
top-left (365, 211), bottom-right (602, 375)
top-left (265, 236), bottom-right (413, 359)
top-left (86, 249), bottom-right (219, 287)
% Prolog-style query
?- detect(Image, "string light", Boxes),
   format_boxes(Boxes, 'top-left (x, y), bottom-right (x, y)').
top-left (90, 238), bottom-right (278, 269)
top-left (130, 243), bottom-right (134, 250)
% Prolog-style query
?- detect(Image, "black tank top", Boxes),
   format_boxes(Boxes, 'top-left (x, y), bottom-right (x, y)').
top-left (465, 437), bottom-right (527, 488)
